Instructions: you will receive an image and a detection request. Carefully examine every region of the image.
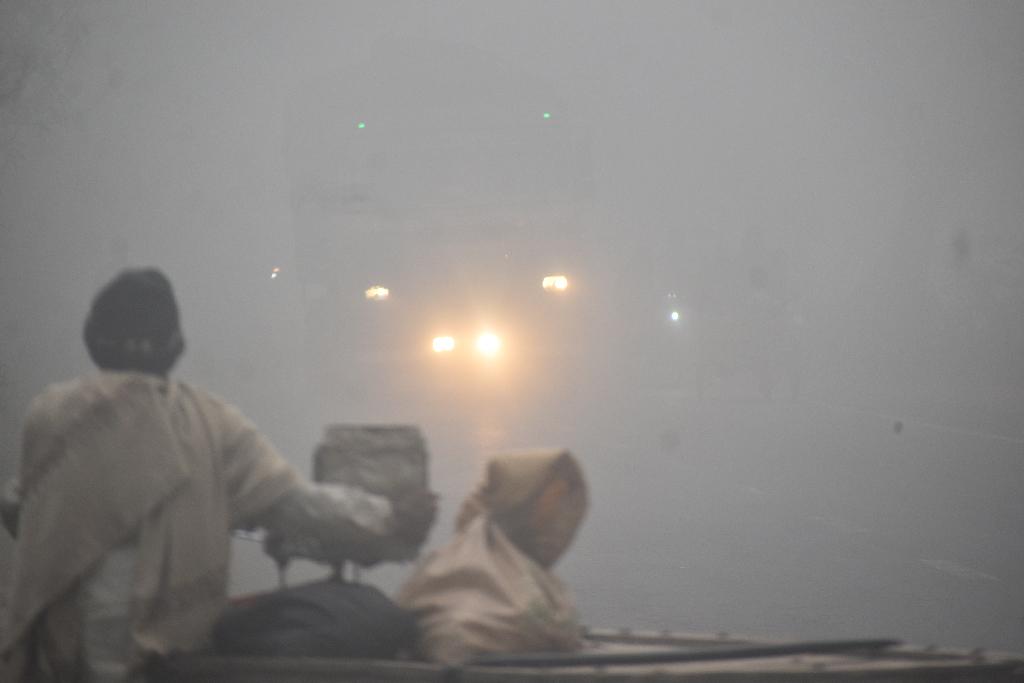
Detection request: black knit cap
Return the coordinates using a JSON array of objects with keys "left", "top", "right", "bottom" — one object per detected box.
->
[{"left": 83, "top": 268, "right": 185, "bottom": 375}]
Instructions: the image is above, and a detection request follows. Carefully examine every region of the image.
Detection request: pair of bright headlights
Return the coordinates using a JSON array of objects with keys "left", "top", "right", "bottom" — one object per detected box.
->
[
  {"left": 433, "top": 334, "right": 499, "bottom": 354},
  {"left": 370, "top": 275, "right": 569, "bottom": 354}
]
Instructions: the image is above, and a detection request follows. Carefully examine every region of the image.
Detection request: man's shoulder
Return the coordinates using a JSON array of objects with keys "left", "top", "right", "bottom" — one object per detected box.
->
[
  {"left": 167, "top": 380, "right": 262, "bottom": 442},
  {"left": 20, "top": 374, "right": 169, "bottom": 477},
  {"left": 168, "top": 379, "right": 239, "bottom": 418},
  {"left": 30, "top": 372, "right": 159, "bottom": 411},
  {"left": 26, "top": 375, "right": 101, "bottom": 426},
  {"left": 26, "top": 373, "right": 192, "bottom": 437}
]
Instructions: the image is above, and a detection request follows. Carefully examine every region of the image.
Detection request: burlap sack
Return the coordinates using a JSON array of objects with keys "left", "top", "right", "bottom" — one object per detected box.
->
[{"left": 396, "top": 449, "right": 586, "bottom": 663}]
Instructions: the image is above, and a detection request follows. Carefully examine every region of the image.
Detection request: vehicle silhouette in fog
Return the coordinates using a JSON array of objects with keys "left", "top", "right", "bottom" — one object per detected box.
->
[
  {"left": 691, "top": 264, "right": 803, "bottom": 401},
  {"left": 284, "top": 42, "right": 595, "bottom": 419},
  {"left": 654, "top": 254, "right": 803, "bottom": 402}
]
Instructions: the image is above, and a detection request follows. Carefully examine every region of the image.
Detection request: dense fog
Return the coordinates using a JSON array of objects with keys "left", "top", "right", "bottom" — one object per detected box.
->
[{"left": 2, "top": 1, "right": 1022, "bottom": 651}]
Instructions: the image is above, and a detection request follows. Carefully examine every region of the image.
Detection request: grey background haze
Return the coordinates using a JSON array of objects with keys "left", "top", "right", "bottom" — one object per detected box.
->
[{"left": 1, "top": 0, "right": 1022, "bottom": 651}]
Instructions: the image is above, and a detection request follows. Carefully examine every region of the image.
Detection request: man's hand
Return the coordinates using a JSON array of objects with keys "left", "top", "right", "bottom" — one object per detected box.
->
[
  {"left": 1, "top": 477, "right": 19, "bottom": 539},
  {"left": 390, "top": 487, "right": 438, "bottom": 547},
  {"left": 257, "top": 482, "right": 437, "bottom": 569}
]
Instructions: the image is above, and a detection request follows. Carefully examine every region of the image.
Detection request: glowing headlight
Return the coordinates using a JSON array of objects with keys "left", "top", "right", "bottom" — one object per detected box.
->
[
  {"left": 477, "top": 334, "right": 499, "bottom": 353},
  {"left": 433, "top": 337, "right": 454, "bottom": 352},
  {"left": 542, "top": 276, "right": 568, "bottom": 291},
  {"left": 365, "top": 286, "right": 389, "bottom": 301}
]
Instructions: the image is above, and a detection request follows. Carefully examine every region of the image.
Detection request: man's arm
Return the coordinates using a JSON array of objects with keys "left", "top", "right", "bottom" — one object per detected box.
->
[
  {"left": 1, "top": 477, "right": 19, "bottom": 538},
  {"left": 210, "top": 392, "right": 436, "bottom": 570},
  {"left": 253, "top": 481, "right": 437, "bottom": 570}
]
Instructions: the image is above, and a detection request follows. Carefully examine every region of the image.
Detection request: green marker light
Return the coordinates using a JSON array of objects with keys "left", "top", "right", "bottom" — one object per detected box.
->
[
  {"left": 542, "top": 113, "right": 550, "bottom": 118},
  {"left": 358, "top": 123, "right": 365, "bottom": 128}
]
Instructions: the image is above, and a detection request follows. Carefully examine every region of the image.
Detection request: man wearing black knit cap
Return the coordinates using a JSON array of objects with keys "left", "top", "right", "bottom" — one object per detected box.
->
[
  {"left": 81, "top": 268, "right": 186, "bottom": 377},
  {"left": 1, "top": 268, "right": 435, "bottom": 683}
]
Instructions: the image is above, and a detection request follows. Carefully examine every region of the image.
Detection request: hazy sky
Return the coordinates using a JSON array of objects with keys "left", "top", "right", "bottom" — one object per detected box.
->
[{"left": 2, "top": 0, "right": 1022, "bottom": 458}]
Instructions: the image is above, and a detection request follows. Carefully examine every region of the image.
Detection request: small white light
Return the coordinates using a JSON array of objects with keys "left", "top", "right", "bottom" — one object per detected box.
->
[
  {"left": 271, "top": 267, "right": 280, "bottom": 279},
  {"left": 671, "top": 311, "right": 679, "bottom": 322},
  {"left": 365, "top": 286, "right": 389, "bottom": 301},
  {"left": 433, "top": 337, "right": 454, "bottom": 352},
  {"left": 477, "top": 334, "right": 499, "bottom": 353}
]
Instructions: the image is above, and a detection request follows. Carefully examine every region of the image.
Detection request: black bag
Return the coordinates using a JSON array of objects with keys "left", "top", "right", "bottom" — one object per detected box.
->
[{"left": 212, "top": 580, "right": 417, "bottom": 659}]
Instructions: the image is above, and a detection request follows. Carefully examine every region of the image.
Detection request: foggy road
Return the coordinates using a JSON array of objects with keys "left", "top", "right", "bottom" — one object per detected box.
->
[
  {"left": 555, "top": 391, "right": 1024, "bottom": 654},
  {"left": 230, "top": 383, "right": 1024, "bottom": 654}
]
